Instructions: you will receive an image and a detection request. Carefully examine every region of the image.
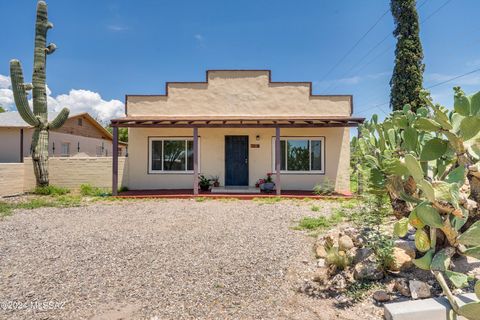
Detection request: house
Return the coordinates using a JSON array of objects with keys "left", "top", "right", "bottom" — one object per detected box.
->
[
  {"left": 110, "top": 70, "right": 364, "bottom": 195},
  {"left": 0, "top": 112, "right": 127, "bottom": 163}
]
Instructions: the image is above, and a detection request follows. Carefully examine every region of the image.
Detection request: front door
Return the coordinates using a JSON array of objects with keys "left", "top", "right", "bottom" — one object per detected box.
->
[{"left": 225, "top": 136, "right": 249, "bottom": 186}]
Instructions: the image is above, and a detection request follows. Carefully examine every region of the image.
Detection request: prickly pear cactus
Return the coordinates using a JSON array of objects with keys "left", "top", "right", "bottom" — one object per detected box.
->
[
  {"left": 355, "top": 88, "right": 480, "bottom": 319},
  {"left": 10, "top": 1, "right": 69, "bottom": 186}
]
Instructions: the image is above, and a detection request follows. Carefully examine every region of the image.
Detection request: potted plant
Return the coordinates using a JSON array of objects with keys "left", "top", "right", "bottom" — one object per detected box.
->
[
  {"left": 198, "top": 175, "right": 212, "bottom": 192},
  {"left": 211, "top": 175, "right": 220, "bottom": 188},
  {"left": 259, "top": 173, "right": 275, "bottom": 193}
]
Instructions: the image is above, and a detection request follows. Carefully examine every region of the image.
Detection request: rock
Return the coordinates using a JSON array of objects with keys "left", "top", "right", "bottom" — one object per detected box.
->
[
  {"left": 393, "top": 278, "right": 411, "bottom": 297},
  {"left": 325, "top": 233, "right": 339, "bottom": 248},
  {"left": 338, "top": 235, "right": 354, "bottom": 251},
  {"left": 353, "top": 261, "right": 384, "bottom": 281},
  {"left": 373, "top": 290, "right": 390, "bottom": 302},
  {"left": 352, "top": 247, "right": 373, "bottom": 265},
  {"left": 388, "top": 247, "right": 414, "bottom": 271},
  {"left": 315, "top": 245, "right": 327, "bottom": 258},
  {"left": 330, "top": 274, "right": 348, "bottom": 290},
  {"left": 394, "top": 240, "right": 416, "bottom": 258},
  {"left": 407, "top": 234, "right": 415, "bottom": 241},
  {"left": 409, "top": 280, "right": 431, "bottom": 299},
  {"left": 312, "top": 268, "right": 329, "bottom": 284},
  {"left": 317, "top": 258, "right": 326, "bottom": 268},
  {"left": 343, "top": 227, "right": 358, "bottom": 239}
]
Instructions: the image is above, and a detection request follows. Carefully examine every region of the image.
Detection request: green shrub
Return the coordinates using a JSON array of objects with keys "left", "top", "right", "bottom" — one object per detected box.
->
[
  {"left": 295, "top": 210, "right": 345, "bottom": 231},
  {"left": 313, "top": 178, "right": 335, "bottom": 195},
  {"left": 33, "top": 185, "right": 70, "bottom": 195},
  {"left": 311, "top": 205, "right": 321, "bottom": 212},
  {"left": 80, "top": 184, "right": 111, "bottom": 197}
]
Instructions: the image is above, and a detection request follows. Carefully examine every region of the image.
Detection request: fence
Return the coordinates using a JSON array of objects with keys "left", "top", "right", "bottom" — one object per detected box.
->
[{"left": 0, "top": 157, "right": 127, "bottom": 197}]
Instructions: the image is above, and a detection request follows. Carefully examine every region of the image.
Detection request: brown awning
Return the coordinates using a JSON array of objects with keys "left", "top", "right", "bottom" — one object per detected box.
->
[{"left": 110, "top": 116, "right": 365, "bottom": 128}]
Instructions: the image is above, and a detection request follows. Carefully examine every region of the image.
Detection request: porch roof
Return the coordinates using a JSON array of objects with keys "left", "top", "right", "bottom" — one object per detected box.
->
[{"left": 110, "top": 115, "right": 365, "bottom": 128}]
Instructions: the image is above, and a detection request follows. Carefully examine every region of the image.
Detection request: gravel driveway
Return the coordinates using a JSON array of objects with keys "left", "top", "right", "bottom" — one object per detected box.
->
[{"left": 0, "top": 199, "right": 381, "bottom": 320}]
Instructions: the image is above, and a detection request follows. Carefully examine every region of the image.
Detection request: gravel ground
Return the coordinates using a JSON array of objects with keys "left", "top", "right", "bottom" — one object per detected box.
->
[{"left": 0, "top": 199, "right": 383, "bottom": 320}]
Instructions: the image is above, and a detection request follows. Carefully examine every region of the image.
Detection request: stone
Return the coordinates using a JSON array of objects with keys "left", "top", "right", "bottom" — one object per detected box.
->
[
  {"left": 409, "top": 280, "right": 431, "bottom": 299},
  {"left": 317, "top": 258, "right": 326, "bottom": 268},
  {"left": 352, "top": 247, "right": 373, "bottom": 265},
  {"left": 312, "top": 268, "right": 329, "bottom": 284},
  {"left": 353, "top": 261, "right": 384, "bottom": 281},
  {"left": 384, "top": 293, "right": 478, "bottom": 320},
  {"left": 393, "top": 278, "right": 411, "bottom": 297},
  {"left": 325, "top": 233, "right": 339, "bottom": 248},
  {"left": 315, "top": 245, "right": 327, "bottom": 258},
  {"left": 388, "top": 247, "right": 414, "bottom": 271},
  {"left": 330, "top": 274, "right": 347, "bottom": 290},
  {"left": 343, "top": 227, "right": 358, "bottom": 239},
  {"left": 338, "top": 235, "right": 354, "bottom": 251},
  {"left": 373, "top": 290, "right": 390, "bottom": 302},
  {"left": 394, "top": 240, "right": 416, "bottom": 258}
]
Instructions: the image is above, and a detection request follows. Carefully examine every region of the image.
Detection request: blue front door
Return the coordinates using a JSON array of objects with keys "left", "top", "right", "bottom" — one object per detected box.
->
[{"left": 225, "top": 136, "right": 249, "bottom": 186}]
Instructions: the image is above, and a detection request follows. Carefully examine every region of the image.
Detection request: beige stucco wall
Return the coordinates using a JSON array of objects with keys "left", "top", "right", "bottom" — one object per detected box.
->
[
  {"left": 0, "top": 128, "right": 22, "bottom": 163},
  {"left": 0, "top": 163, "right": 25, "bottom": 196},
  {"left": 127, "top": 70, "right": 352, "bottom": 117},
  {"left": 127, "top": 127, "right": 350, "bottom": 192}
]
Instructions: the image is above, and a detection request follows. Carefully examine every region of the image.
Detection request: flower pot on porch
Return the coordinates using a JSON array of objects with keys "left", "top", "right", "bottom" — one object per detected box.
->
[{"left": 261, "top": 182, "right": 275, "bottom": 193}]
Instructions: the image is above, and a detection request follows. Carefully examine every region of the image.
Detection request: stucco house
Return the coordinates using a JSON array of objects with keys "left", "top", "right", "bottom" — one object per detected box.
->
[
  {"left": 110, "top": 70, "right": 364, "bottom": 195},
  {"left": 0, "top": 112, "right": 127, "bottom": 163}
]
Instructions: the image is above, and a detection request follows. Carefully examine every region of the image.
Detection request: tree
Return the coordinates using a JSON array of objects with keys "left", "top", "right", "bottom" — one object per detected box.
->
[
  {"left": 106, "top": 126, "right": 128, "bottom": 142},
  {"left": 0, "top": 106, "right": 5, "bottom": 113},
  {"left": 390, "top": 0, "right": 425, "bottom": 111}
]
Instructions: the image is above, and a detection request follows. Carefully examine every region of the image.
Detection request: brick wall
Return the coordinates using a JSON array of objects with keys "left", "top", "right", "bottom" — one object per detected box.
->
[{"left": 0, "top": 157, "right": 127, "bottom": 197}]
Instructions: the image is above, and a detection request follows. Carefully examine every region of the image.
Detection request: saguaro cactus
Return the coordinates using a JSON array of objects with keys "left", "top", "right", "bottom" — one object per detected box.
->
[{"left": 10, "top": 1, "right": 69, "bottom": 186}]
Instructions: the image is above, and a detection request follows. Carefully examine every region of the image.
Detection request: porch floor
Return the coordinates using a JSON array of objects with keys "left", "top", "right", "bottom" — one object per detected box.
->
[{"left": 118, "top": 189, "right": 353, "bottom": 200}]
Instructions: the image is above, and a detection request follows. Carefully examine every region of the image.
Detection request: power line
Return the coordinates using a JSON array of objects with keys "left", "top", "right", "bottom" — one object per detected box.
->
[
  {"left": 357, "top": 67, "right": 480, "bottom": 114},
  {"left": 317, "top": 8, "right": 390, "bottom": 88},
  {"left": 323, "top": 0, "right": 430, "bottom": 93}
]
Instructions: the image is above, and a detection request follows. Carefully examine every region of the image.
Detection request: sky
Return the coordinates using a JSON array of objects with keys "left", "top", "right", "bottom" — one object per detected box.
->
[{"left": 0, "top": 0, "right": 479, "bottom": 123}]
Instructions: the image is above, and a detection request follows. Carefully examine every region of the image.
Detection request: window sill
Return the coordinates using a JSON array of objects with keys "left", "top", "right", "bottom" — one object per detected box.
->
[{"left": 148, "top": 171, "right": 194, "bottom": 175}]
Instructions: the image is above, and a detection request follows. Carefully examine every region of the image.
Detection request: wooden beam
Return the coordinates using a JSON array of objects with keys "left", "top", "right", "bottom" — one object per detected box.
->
[
  {"left": 193, "top": 127, "right": 199, "bottom": 196},
  {"left": 275, "top": 127, "right": 281, "bottom": 196},
  {"left": 110, "top": 123, "right": 361, "bottom": 128},
  {"left": 112, "top": 127, "right": 119, "bottom": 196}
]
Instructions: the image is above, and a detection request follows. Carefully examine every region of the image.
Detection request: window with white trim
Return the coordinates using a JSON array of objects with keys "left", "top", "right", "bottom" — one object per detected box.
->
[
  {"left": 272, "top": 137, "right": 325, "bottom": 173},
  {"left": 149, "top": 137, "right": 198, "bottom": 173},
  {"left": 61, "top": 142, "right": 70, "bottom": 157}
]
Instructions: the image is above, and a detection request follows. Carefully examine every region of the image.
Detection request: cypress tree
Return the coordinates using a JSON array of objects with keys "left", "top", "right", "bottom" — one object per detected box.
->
[{"left": 390, "top": 0, "right": 425, "bottom": 111}]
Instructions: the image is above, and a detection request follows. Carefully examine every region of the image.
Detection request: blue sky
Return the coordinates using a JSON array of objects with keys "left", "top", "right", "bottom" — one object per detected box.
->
[{"left": 0, "top": 0, "right": 479, "bottom": 122}]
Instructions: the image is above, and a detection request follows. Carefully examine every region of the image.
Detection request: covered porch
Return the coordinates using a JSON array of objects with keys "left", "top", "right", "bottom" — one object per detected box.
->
[{"left": 110, "top": 116, "right": 364, "bottom": 196}]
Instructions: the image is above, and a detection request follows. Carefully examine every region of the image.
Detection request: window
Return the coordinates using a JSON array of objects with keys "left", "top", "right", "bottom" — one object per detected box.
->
[
  {"left": 149, "top": 138, "right": 198, "bottom": 173},
  {"left": 61, "top": 143, "right": 70, "bottom": 157},
  {"left": 77, "top": 118, "right": 83, "bottom": 126},
  {"left": 272, "top": 137, "right": 324, "bottom": 173}
]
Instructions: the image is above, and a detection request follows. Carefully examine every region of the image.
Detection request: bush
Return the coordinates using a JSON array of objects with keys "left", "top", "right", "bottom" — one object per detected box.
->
[
  {"left": 33, "top": 185, "right": 70, "bottom": 196},
  {"left": 80, "top": 184, "right": 111, "bottom": 197},
  {"left": 313, "top": 178, "right": 335, "bottom": 195}
]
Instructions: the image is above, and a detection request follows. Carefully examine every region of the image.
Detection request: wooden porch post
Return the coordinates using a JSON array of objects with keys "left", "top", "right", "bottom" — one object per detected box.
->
[
  {"left": 112, "top": 126, "right": 119, "bottom": 196},
  {"left": 275, "top": 127, "right": 281, "bottom": 195},
  {"left": 193, "top": 127, "right": 199, "bottom": 195},
  {"left": 357, "top": 129, "right": 363, "bottom": 195}
]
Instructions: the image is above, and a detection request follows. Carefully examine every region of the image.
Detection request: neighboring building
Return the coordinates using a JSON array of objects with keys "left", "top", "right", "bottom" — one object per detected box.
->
[
  {"left": 0, "top": 112, "right": 127, "bottom": 163},
  {"left": 110, "top": 70, "right": 364, "bottom": 195}
]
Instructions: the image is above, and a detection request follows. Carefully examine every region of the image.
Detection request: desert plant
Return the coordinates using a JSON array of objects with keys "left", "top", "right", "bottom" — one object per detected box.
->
[
  {"left": 80, "top": 184, "right": 111, "bottom": 197},
  {"left": 313, "top": 178, "right": 335, "bottom": 195},
  {"left": 198, "top": 175, "right": 211, "bottom": 191},
  {"left": 355, "top": 87, "right": 480, "bottom": 318},
  {"left": 33, "top": 185, "right": 69, "bottom": 195},
  {"left": 10, "top": 1, "right": 69, "bottom": 187}
]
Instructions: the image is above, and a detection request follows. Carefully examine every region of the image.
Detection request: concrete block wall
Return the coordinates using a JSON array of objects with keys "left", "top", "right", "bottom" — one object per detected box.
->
[
  {"left": 0, "top": 163, "right": 25, "bottom": 196},
  {"left": 0, "top": 157, "right": 127, "bottom": 197}
]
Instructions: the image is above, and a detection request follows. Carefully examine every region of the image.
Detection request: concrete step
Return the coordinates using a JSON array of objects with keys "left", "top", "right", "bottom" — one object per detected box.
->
[
  {"left": 384, "top": 293, "right": 477, "bottom": 320},
  {"left": 211, "top": 187, "right": 261, "bottom": 194}
]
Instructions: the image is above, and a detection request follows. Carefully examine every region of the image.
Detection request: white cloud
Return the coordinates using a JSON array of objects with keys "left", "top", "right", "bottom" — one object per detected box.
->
[
  {"left": 0, "top": 74, "right": 11, "bottom": 89},
  {"left": 194, "top": 34, "right": 206, "bottom": 48},
  {"left": 0, "top": 74, "right": 124, "bottom": 122}
]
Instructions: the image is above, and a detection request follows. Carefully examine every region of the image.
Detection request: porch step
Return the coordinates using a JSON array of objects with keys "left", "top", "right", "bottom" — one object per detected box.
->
[{"left": 211, "top": 187, "right": 261, "bottom": 194}]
